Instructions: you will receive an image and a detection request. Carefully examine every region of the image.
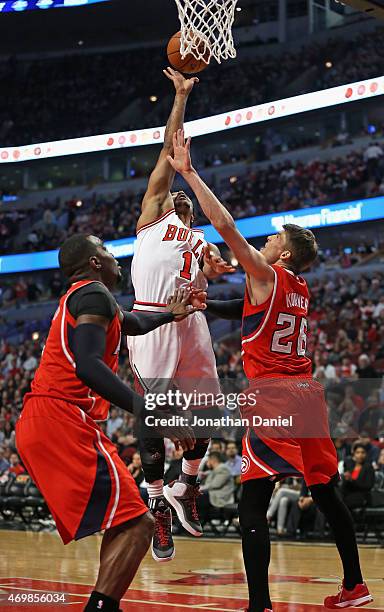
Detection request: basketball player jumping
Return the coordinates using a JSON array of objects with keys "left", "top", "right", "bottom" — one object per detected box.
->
[
  {"left": 167, "top": 129, "right": 373, "bottom": 611},
  {"left": 16, "top": 233, "right": 197, "bottom": 612},
  {"left": 127, "top": 68, "right": 234, "bottom": 562}
]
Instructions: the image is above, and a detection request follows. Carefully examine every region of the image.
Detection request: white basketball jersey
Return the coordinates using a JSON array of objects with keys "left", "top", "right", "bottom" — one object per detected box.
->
[{"left": 131, "top": 209, "right": 208, "bottom": 310}]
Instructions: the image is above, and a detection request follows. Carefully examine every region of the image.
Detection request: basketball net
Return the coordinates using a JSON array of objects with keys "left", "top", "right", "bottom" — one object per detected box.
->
[{"left": 174, "top": 0, "right": 238, "bottom": 64}]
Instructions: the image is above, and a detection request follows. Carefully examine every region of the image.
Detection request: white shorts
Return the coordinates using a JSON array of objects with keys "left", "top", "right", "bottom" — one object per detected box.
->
[{"left": 127, "top": 310, "right": 220, "bottom": 401}]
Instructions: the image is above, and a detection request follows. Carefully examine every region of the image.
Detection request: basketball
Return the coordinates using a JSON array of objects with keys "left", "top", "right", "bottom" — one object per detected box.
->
[{"left": 167, "top": 31, "right": 209, "bottom": 74}]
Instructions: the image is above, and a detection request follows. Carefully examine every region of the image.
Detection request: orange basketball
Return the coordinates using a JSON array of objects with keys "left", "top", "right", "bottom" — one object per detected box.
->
[{"left": 167, "top": 31, "right": 210, "bottom": 74}]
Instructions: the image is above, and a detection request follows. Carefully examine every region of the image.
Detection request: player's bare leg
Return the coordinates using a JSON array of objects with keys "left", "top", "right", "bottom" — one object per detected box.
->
[{"left": 84, "top": 512, "right": 154, "bottom": 611}]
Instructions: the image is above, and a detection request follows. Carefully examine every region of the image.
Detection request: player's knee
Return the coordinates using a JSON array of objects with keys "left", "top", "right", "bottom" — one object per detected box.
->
[
  {"left": 239, "top": 498, "right": 268, "bottom": 530},
  {"left": 309, "top": 475, "right": 340, "bottom": 511},
  {"left": 122, "top": 511, "right": 155, "bottom": 544},
  {"left": 140, "top": 511, "right": 155, "bottom": 541},
  {"left": 310, "top": 475, "right": 337, "bottom": 498}
]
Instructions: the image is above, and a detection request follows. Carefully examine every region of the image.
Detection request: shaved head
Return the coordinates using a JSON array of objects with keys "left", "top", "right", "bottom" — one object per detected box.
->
[{"left": 58, "top": 234, "right": 99, "bottom": 279}]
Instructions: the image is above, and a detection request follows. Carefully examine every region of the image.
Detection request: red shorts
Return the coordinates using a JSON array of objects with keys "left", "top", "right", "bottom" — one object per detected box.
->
[
  {"left": 16, "top": 396, "right": 147, "bottom": 544},
  {"left": 240, "top": 377, "right": 338, "bottom": 487}
]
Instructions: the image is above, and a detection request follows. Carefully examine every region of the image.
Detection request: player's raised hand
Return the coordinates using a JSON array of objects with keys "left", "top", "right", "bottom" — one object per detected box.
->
[
  {"left": 203, "top": 245, "right": 236, "bottom": 274},
  {"left": 188, "top": 286, "right": 207, "bottom": 310},
  {"left": 166, "top": 287, "right": 202, "bottom": 320},
  {"left": 163, "top": 66, "right": 199, "bottom": 96},
  {"left": 140, "top": 406, "right": 196, "bottom": 451},
  {"left": 159, "top": 415, "right": 196, "bottom": 452},
  {"left": 167, "top": 128, "right": 193, "bottom": 175}
]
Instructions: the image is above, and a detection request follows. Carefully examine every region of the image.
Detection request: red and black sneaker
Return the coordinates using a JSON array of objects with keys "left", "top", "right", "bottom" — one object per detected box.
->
[
  {"left": 149, "top": 497, "right": 175, "bottom": 563},
  {"left": 324, "top": 581, "right": 373, "bottom": 608},
  {"left": 164, "top": 481, "right": 203, "bottom": 537}
]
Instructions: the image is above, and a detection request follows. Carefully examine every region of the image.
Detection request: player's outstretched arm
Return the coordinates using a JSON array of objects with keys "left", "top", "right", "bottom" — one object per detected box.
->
[
  {"left": 137, "top": 69, "right": 199, "bottom": 231},
  {"left": 73, "top": 315, "right": 195, "bottom": 450},
  {"left": 188, "top": 287, "right": 243, "bottom": 320},
  {"left": 167, "top": 129, "right": 274, "bottom": 283},
  {"left": 206, "top": 298, "right": 244, "bottom": 320},
  {"left": 122, "top": 288, "right": 202, "bottom": 334}
]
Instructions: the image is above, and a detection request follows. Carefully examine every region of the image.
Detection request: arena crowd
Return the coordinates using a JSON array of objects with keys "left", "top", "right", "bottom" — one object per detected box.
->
[
  {"left": 0, "top": 27, "right": 383, "bottom": 144},
  {"left": 1, "top": 139, "right": 384, "bottom": 256}
]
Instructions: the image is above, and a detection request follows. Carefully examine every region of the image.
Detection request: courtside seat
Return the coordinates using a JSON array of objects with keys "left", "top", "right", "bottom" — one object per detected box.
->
[
  {"left": 24, "top": 480, "right": 50, "bottom": 522},
  {"left": 203, "top": 503, "right": 240, "bottom": 537},
  {"left": 363, "top": 488, "right": 384, "bottom": 546},
  {"left": 0, "top": 481, "right": 8, "bottom": 518},
  {"left": 3, "top": 474, "right": 31, "bottom": 523}
]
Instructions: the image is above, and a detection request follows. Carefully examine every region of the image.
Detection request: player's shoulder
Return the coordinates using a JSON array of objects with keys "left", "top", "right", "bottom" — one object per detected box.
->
[
  {"left": 73, "top": 280, "right": 113, "bottom": 298},
  {"left": 273, "top": 264, "right": 306, "bottom": 282},
  {"left": 68, "top": 281, "right": 119, "bottom": 321},
  {"left": 137, "top": 206, "right": 176, "bottom": 235}
]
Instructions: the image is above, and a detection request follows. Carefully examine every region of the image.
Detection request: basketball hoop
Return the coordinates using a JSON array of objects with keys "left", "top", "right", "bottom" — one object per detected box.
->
[{"left": 173, "top": 0, "right": 238, "bottom": 64}]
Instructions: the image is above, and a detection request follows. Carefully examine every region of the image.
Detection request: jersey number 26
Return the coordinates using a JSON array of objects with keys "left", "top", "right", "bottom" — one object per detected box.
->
[{"left": 271, "top": 313, "right": 307, "bottom": 356}]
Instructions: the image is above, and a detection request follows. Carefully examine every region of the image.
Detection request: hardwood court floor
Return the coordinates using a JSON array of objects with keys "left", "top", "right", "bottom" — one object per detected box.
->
[{"left": 0, "top": 531, "right": 383, "bottom": 611}]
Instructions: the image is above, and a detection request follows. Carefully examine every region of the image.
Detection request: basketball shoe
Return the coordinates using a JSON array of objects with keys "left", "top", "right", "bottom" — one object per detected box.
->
[
  {"left": 149, "top": 496, "right": 175, "bottom": 562},
  {"left": 163, "top": 481, "right": 203, "bottom": 536},
  {"left": 324, "top": 582, "right": 373, "bottom": 608}
]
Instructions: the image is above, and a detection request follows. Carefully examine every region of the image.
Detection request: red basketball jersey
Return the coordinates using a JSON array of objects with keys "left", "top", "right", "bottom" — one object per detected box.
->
[
  {"left": 27, "top": 280, "right": 121, "bottom": 420},
  {"left": 242, "top": 264, "right": 312, "bottom": 379}
]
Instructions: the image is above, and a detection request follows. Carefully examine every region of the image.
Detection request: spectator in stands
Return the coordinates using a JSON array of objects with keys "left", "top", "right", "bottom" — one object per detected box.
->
[
  {"left": 355, "top": 354, "right": 380, "bottom": 397},
  {"left": 341, "top": 443, "right": 375, "bottom": 510},
  {"left": 358, "top": 391, "right": 384, "bottom": 437},
  {"left": 0, "top": 446, "right": 9, "bottom": 474},
  {"left": 357, "top": 354, "right": 379, "bottom": 379},
  {"left": 267, "top": 479, "right": 301, "bottom": 536},
  {"left": 198, "top": 452, "right": 235, "bottom": 524},
  {"left": 128, "top": 452, "right": 148, "bottom": 504},
  {"left": 8, "top": 452, "right": 25, "bottom": 476},
  {"left": 49, "top": 272, "right": 64, "bottom": 299},
  {"left": 209, "top": 439, "right": 226, "bottom": 456},
  {"left": 106, "top": 406, "right": 124, "bottom": 438},
  {"left": 224, "top": 440, "right": 242, "bottom": 477},
  {"left": 373, "top": 296, "right": 384, "bottom": 319},
  {"left": 286, "top": 481, "right": 325, "bottom": 537},
  {"left": 22, "top": 350, "right": 38, "bottom": 373},
  {"left": 372, "top": 448, "right": 384, "bottom": 480},
  {"left": 333, "top": 437, "right": 351, "bottom": 464},
  {"left": 355, "top": 432, "right": 380, "bottom": 464},
  {"left": 342, "top": 384, "right": 365, "bottom": 412},
  {"left": 164, "top": 447, "right": 184, "bottom": 485},
  {"left": 363, "top": 142, "right": 383, "bottom": 179},
  {"left": 373, "top": 448, "right": 384, "bottom": 474},
  {"left": 2, "top": 421, "right": 14, "bottom": 443},
  {"left": 339, "top": 358, "right": 358, "bottom": 382}
]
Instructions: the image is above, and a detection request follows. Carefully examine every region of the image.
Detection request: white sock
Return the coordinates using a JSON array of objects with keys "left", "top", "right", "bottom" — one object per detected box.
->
[
  {"left": 147, "top": 479, "right": 164, "bottom": 499},
  {"left": 182, "top": 458, "right": 201, "bottom": 476}
]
